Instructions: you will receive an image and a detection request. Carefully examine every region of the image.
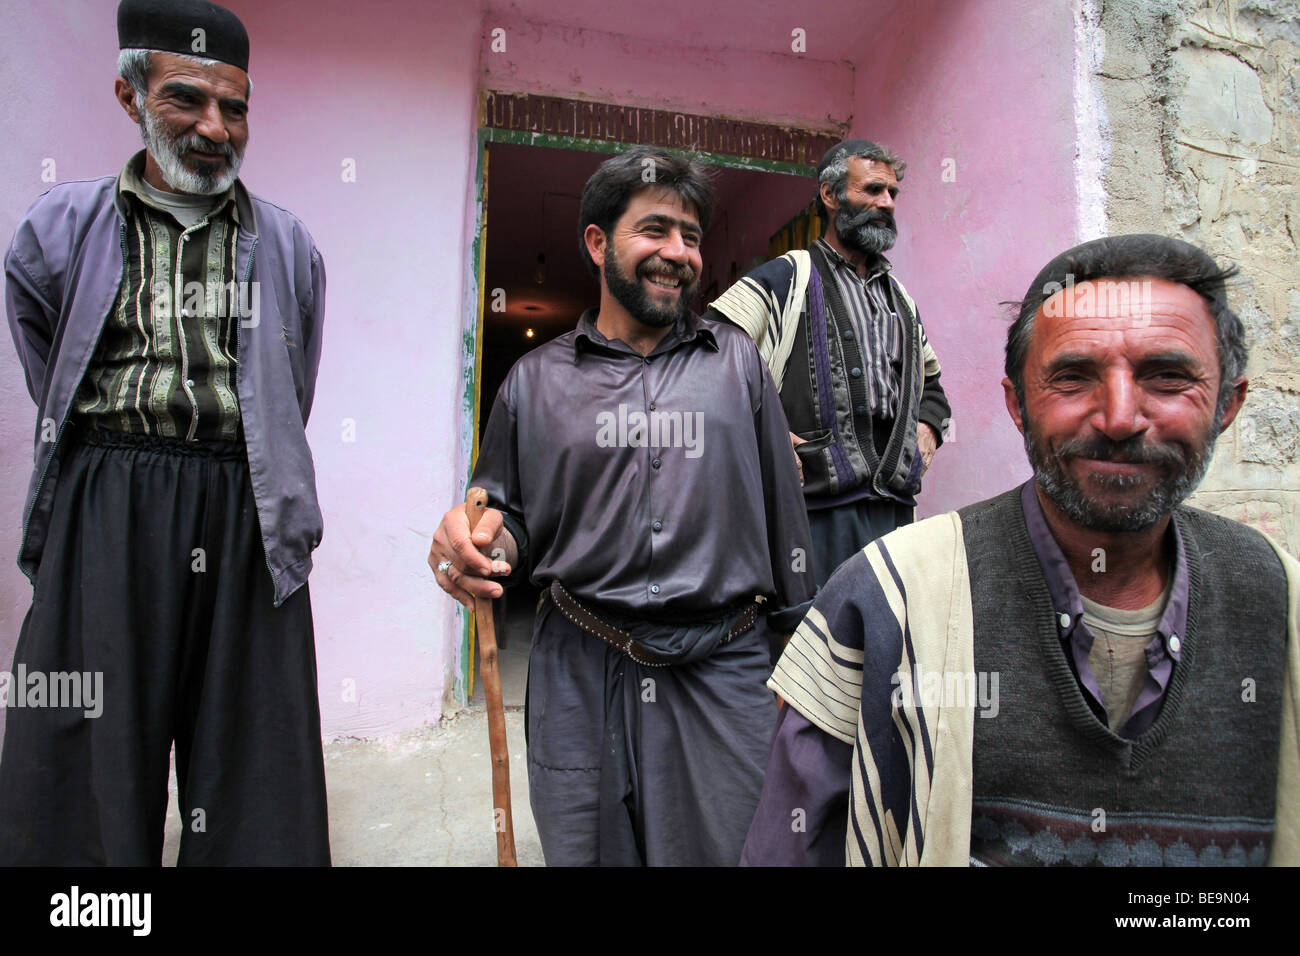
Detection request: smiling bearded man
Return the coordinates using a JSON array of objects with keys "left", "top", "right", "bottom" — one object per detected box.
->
[
  {"left": 429, "top": 147, "right": 815, "bottom": 866},
  {"left": 0, "top": 0, "right": 329, "bottom": 866},
  {"left": 741, "top": 234, "right": 1300, "bottom": 867},
  {"left": 1022, "top": 390, "right": 1221, "bottom": 534},
  {"left": 136, "top": 84, "right": 246, "bottom": 196}
]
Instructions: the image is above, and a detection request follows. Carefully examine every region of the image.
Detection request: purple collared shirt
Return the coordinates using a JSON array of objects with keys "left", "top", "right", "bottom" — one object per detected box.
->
[
  {"left": 472, "top": 309, "right": 816, "bottom": 632},
  {"left": 1019, "top": 482, "right": 1188, "bottom": 739}
]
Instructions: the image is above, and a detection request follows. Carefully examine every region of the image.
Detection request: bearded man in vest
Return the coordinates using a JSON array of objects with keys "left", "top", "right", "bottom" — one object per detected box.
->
[
  {"left": 741, "top": 234, "right": 1299, "bottom": 866},
  {"left": 707, "top": 139, "right": 951, "bottom": 587}
]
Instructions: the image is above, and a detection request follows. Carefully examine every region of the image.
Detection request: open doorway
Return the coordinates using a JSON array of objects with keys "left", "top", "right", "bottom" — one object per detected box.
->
[{"left": 467, "top": 135, "right": 822, "bottom": 705}]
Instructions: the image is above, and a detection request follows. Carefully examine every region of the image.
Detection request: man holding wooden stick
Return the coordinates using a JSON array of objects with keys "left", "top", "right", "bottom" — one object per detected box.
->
[{"left": 430, "top": 147, "right": 815, "bottom": 866}]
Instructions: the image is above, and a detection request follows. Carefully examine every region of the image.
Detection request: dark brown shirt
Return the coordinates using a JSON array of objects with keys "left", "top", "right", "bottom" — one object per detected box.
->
[{"left": 473, "top": 309, "right": 816, "bottom": 632}]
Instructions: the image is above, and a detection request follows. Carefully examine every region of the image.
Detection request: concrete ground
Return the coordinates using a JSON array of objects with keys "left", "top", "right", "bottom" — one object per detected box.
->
[{"left": 163, "top": 608, "right": 543, "bottom": 866}]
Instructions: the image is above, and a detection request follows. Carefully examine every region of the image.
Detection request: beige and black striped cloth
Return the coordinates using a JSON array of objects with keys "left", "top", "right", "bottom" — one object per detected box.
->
[
  {"left": 710, "top": 245, "right": 941, "bottom": 396},
  {"left": 769, "top": 507, "right": 1300, "bottom": 866},
  {"left": 74, "top": 155, "right": 243, "bottom": 441}
]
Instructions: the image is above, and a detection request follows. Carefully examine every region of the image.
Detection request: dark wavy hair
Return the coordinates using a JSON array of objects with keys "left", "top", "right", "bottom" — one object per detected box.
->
[{"left": 577, "top": 147, "right": 714, "bottom": 276}]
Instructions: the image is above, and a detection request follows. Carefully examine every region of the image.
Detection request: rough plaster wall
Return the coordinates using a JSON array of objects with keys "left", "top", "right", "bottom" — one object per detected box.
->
[{"left": 1097, "top": 0, "right": 1300, "bottom": 553}]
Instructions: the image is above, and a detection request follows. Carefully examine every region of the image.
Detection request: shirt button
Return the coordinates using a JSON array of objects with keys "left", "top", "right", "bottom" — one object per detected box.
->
[
  {"left": 649, "top": 402, "right": 656, "bottom": 410},
  {"left": 850, "top": 367, "right": 863, "bottom": 378},
  {"left": 185, "top": 379, "right": 195, "bottom": 388},
  {"left": 651, "top": 458, "right": 662, "bottom": 469},
  {"left": 1169, "top": 634, "right": 1181, "bottom": 654},
  {"left": 854, "top": 405, "right": 868, "bottom": 415},
  {"left": 650, "top": 584, "right": 660, "bottom": 594},
  {"left": 842, "top": 330, "right": 853, "bottom": 340},
  {"left": 1058, "top": 612, "right": 1071, "bottom": 629},
  {"left": 652, "top": 520, "right": 663, "bottom": 532}
]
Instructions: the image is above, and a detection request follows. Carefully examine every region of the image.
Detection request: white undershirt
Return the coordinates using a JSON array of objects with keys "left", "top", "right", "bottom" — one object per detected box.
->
[{"left": 137, "top": 178, "right": 219, "bottom": 229}]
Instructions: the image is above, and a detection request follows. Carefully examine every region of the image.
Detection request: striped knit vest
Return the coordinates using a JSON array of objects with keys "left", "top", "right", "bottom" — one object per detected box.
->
[{"left": 960, "top": 487, "right": 1288, "bottom": 866}]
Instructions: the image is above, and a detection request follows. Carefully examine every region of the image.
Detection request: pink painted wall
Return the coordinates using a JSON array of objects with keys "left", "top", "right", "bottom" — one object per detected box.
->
[
  {"left": 227, "top": 0, "right": 483, "bottom": 738},
  {"left": 849, "top": 0, "right": 1079, "bottom": 518},
  {"left": 480, "top": 10, "right": 854, "bottom": 132}
]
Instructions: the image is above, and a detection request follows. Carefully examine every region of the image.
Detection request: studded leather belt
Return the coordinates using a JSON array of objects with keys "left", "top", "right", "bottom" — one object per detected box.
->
[{"left": 547, "top": 581, "right": 760, "bottom": 669}]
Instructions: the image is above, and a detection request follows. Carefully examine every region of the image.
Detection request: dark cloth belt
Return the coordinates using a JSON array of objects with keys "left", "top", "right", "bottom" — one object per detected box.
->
[
  {"left": 546, "top": 581, "right": 759, "bottom": 669},
  {"left": 78, "top": 425, "right": 247, "bottom": 461}
]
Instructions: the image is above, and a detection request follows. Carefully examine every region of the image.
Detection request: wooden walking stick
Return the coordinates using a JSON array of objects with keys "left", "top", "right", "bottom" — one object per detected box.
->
[{"left": 465, "top": 487, "right": 518, "bottom": 867}]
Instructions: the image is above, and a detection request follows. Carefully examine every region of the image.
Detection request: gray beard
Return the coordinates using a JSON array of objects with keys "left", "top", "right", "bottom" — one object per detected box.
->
[
  {"left": 835, "top": 205, "right": 896, "bottom": 255},
  {"left": 1022, "top": 397, "right": 1223, "bottom": 532},
  {"left": 140, "top": 107, "right": 244, "bottom": 196}
]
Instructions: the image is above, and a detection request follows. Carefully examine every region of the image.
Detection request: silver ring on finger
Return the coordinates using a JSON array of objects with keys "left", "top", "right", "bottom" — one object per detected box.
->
[{"left": 437, "top": 560, "right": 453, "bottom": 575}]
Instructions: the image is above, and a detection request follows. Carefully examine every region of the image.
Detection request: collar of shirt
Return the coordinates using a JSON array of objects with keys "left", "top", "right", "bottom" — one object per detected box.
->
[
  {"left": 116, "top": 149, "right": 241, "bottom": 226},
  {"left": 1020, "top": 481, "right": 1188, "bottom": 661},
  {"left": 1019, "top": 481, "right": 1190, "bottom": 736},
  {"left": 813, "top": 237, "right": 891, "bottom": 283},
  {"left": 572, "top": 307, "right": 719, "bottom": 361}
]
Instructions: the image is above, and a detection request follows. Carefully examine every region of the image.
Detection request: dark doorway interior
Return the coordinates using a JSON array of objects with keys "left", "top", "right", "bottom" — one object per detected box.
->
[{"left": 476, "top": 140, "right": 814, "bottom": 702}]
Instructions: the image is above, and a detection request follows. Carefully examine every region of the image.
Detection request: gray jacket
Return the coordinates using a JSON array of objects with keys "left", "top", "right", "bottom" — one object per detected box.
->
[{"left": 5, "top": 162, "right": 325, "bottom": 606}]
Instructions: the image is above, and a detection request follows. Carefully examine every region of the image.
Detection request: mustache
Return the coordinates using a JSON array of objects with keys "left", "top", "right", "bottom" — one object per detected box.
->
[
  {"left": 638, "top": 257, "right": 697, "bottom": 284},
  {"left": 839, "top": 206, "right": 896, "bottom": 232},
  {"left": 1053, "top": 434, "right": 1188, "bottom": 470},
  {"left": 176, "top": 134, "right": 234, "bottom": 159}
]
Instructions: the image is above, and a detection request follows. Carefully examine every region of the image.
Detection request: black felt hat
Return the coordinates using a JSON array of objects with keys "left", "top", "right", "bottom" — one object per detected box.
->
[{"left": 117, "top": 0, "right": 249, "bottom": 72}]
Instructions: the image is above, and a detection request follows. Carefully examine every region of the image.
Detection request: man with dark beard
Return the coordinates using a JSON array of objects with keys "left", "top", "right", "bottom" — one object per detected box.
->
[
  {"left": 741, "top": 235, "right": 1300, "bottom": 866},
  {"left": 708, "top": 140, "right": 951, "bottom": 586},
  {"left": 428, "top": 147, "right": 815, "bottom": 865},
  {"left": 0, "top": 0, "right": 329, "bottom": 864}
]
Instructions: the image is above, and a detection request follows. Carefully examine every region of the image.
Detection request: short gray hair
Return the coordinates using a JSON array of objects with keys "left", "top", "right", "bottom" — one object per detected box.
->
[
  {"left": 816, "top": 143, "right": 905, "bottom": 218},
  {"left": 118, "top": 47, "right": 253, "bottom": 110}
]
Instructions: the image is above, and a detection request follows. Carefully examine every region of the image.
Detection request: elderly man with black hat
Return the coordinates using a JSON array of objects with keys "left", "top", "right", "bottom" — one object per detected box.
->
[
  {"left": 708, "top": 140, "right": 951, "bottom": 587},
  {"left": 741, "top": 234, "right": 1300, "bottom": 866},
  {"left": 0, "top": 0, "right": 329, "bottom": 865}
]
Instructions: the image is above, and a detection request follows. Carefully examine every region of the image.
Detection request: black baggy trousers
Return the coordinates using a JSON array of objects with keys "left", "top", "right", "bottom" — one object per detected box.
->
[{"left": 0, "top": 428, "right": 330, "bottom": 865}]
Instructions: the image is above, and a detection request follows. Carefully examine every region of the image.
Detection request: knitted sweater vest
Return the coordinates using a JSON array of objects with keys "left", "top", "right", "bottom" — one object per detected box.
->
[{"left": 961, "top": 489, "right": 1288, "bottom": 866}]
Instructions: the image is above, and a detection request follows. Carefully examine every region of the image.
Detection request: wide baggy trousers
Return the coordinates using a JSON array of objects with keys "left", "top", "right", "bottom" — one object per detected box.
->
[
  {"left": 0, "top": 429, "right": 330, "bottom": 865},
  {"left": 526, "top": 597, "right": 779, "bottom": 866}
]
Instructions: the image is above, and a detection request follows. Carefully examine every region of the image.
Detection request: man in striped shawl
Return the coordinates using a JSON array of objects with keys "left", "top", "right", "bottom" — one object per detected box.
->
[
  {"left": 707, "top": 140, "right": 950, "bottom": 589},
  {"left": 741, "top": 235, "right": 1300, "bottom": 866}
]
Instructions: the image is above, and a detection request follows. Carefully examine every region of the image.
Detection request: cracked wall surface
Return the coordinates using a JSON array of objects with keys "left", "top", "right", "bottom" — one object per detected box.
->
[{"left": 1096, "top": 0, "right": 1300, "bottom": 553}]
